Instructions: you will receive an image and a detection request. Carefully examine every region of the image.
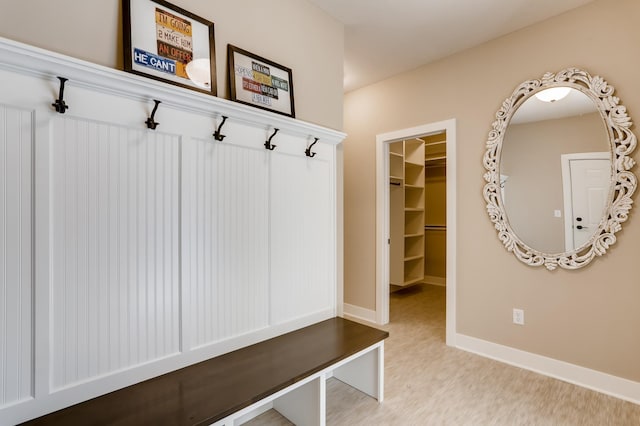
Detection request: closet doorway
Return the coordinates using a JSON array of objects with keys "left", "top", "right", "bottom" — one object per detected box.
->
[{"left": 375, "top": 119, "right": 456, "bottom": 346}]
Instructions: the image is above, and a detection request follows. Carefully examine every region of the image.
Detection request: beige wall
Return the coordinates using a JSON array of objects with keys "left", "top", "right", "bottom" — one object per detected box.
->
[
  {"left": 344, "top": 0, "right": 640, "bottom": 382},
  {"left": 0, "top": 0, "right": 344, "bottom": 130},
  {"left": 503, "top": 112, "right": 607, "bottom": 253}
]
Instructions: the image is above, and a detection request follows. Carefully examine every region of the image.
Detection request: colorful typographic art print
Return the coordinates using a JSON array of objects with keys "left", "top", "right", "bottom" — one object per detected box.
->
[
  {"left": 154, "top": 8, "right": 193, "bottom": 78},
  {"left": 228, "top": 45, "right": 295, "bottom": 118},
  {"left": 123, "top": 0, "right": 216, "bottom": 95}
]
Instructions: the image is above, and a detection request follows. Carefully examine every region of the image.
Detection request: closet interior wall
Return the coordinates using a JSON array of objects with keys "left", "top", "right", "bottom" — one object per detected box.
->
[{"left": 423, "top": 132, "right": 447, "bottom": 286}]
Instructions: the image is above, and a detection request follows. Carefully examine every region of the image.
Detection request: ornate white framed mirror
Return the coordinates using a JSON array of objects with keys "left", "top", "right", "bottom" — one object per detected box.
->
[{"left": 483, "top": 68, "right": 637, "bottom": 270}]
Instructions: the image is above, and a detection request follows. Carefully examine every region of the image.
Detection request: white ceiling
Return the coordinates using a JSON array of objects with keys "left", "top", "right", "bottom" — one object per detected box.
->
[
  {"left": 512, "top": 88, "right": 597, "bottom": 124},
  {"left": 307, "top": 0, "right": 596, "bottom": 92}
]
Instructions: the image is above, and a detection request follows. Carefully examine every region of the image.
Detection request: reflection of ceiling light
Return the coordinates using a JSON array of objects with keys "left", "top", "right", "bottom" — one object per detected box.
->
[
  {"left": 534, "top": 87, "right": 571, "bottom": 103},
  {"left": 186, "top": 58, "right": 211, "bottom": 88}
]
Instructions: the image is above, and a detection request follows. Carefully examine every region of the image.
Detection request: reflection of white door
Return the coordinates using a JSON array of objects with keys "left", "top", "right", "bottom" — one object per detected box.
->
[
  {"left": 500, "top": 174, "right": 508, "bottom": 203},
  {"left": 561, "top": 152, "right": 610, "bottom": 251}
]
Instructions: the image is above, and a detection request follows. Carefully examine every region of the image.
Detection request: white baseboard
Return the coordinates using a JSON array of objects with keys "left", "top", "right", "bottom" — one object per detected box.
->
[
  {"left": 342, "top": 303, "right": 377, "bottom": 325},
  {"left": 423, "top": 275, "right": 446, "bottom": 286},
  {"left": 455, "top": 333, "right": 640, "bottom": 405}
]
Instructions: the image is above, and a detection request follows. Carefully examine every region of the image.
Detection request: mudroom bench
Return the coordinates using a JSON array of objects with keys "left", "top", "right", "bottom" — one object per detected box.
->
[{"left": 23, "top": 318, "right": 389, "bottom": 426}]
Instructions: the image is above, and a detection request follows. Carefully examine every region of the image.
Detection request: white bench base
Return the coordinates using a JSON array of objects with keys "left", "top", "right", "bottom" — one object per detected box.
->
[{"left": 212, "top": 342, "right": 385, "bottom": 426}]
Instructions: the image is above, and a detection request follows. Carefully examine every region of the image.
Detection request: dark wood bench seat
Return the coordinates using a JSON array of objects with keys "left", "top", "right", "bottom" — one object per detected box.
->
[{"left": 23, "top": 317, "right": 389, "bottom": 426}]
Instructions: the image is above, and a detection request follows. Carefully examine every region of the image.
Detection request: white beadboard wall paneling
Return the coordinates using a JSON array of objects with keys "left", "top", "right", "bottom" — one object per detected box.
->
[
  {"left": 50, "top": 116, "right": 180, "bottom": 391},
  {"left": 0, "top": 38, "right": 345, "bottom": 424},
  {"left": 34, "top": 105, "right": 52, "bottom": 401},
  {"left": 270, "top": 146, "right": 336, "bottom": 324},
  {"left": 183, "top": 138, "right": 270, "bottom": 350},
  {"left": 0, "top": 104, "right": 33, "bottom": 408},
  {"left": 0, "top": 37, "right": 345, "bottom": 147}
]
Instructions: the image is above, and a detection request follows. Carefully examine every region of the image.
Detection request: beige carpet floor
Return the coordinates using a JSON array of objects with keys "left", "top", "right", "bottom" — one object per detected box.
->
[{"left": 247, "top": 284, "right": 640, "bottom": 425}]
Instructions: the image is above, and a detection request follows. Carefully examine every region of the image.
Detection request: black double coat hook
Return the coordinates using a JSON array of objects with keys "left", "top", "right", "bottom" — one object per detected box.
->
[
  {"left": 305, "top": 138, "right": 319, "bottom": 157},
  {"left": 213, "top": 116, "right": 228, "bottom": 141},
  {"left": 146, "top": 100, "right": 161, "bottom": 130},
  {"left": 265, "top": 128, "right": 279, "bottom": 150},
  {"left": 52, "top": 76, "right": 69, "bottom": 114}
]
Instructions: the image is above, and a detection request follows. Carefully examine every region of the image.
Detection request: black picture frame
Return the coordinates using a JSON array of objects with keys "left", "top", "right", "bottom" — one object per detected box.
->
[
  {"left": 122, "top": 0, "right": 217, "bottom": 95},
  {"left": 227, "top": 45, "right": 295, "bottom": 118}
]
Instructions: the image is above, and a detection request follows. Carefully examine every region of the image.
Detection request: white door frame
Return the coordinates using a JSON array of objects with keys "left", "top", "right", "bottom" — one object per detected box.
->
[{"left": 375, "top": 119, "right": 457, "bottom": 346}]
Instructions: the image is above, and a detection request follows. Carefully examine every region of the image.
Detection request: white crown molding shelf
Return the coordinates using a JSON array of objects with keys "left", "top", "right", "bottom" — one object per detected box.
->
[{"left": 0, "top": 37, "right": 345, "bottom": 144}]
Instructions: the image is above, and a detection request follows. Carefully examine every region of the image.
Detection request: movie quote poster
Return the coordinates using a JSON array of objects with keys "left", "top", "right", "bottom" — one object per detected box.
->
[
  {"left": 123, "top": 0, "right": 216, "bottom": 95},
  {"left": 228, "top": 45, "right": 295, "bottom": 118}
]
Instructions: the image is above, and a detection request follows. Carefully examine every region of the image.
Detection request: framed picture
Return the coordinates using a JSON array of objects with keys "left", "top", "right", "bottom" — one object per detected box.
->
[
  {"left": 228, "top": 45, "right": 295, "bottom": 118},
  {"left": 122, "top": 0, "right": 217, "bottom": 95}
]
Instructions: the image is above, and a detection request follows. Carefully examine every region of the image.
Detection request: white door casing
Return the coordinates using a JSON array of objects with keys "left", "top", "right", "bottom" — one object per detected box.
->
[{"left": 375, "top": 119, "right": 456, "bottom": 347}]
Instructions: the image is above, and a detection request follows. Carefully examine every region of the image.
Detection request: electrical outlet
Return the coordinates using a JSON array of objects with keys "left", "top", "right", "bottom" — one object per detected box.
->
[{"left": 512, "top": 308, "right": 525, "bottom": 325}]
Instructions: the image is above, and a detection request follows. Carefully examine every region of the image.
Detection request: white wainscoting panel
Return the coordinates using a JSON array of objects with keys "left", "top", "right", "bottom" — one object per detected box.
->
[
  {"left": 270, "top": 153, "right": 334, "bottom": 324},
  {"left": 0, "top": 38, "right": 345, "bottom": 424},
  {"left": 0, "top": 105, "right": 33, "bottom": 408},
  {"left": 184, "top": 140, "right": 270, "bottom": 349},
  {"left": 49, "top": 117, "right": 181, "bottom": 390}
]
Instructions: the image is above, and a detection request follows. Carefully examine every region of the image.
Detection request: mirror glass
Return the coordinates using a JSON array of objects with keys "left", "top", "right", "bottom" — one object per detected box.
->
[
  {"left": 483, "top": 67, "right": 637, "bottom": 270},
  {"left": 500, "top": 88, "right": 610, "bottom": 254}
]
